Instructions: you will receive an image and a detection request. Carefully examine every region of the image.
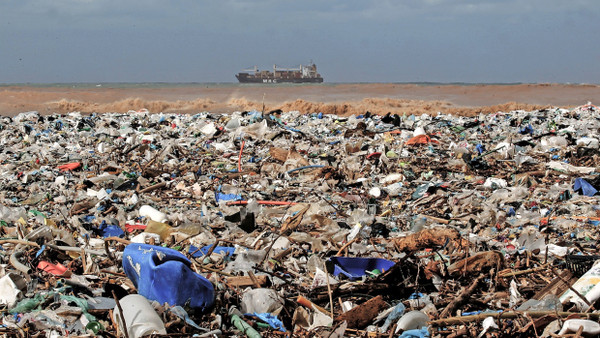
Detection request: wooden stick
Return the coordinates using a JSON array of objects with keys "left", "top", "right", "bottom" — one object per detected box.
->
[
  {"left": 273, "top": 247, "right": 293, "bottom": 262},
  {"left": 388, "top": 323, "right": 397, "bottom": 338},
  {"left": 139, "top": 182, "right": 167, "bottom": 194},
  {"left": 524, "top": 313, "right": 540, "bottom": 338},
  {"left": 112, "top": 290, "right": 130, "bottom": 338},
  {"left": 423, "top": 214, "right": 450, "bottom": 224},
  {"left": 100, "top": 269, "right": 127, "bottom": 277},
  {"left": 551, "top": 267, "right": 594, "bottom": 311},
  {"left": 247, "top": 270, "right": 261, "bottom": 288},
  {"left": 498, "top": 265, "right": 548, "bottom": 278},
  {"left": 213, "top": 238, "right": 252, "bottom": 248},
  {"left": 193, "top": 262, "right": 233, "bottom": 277},
  {"left": 109, "top": 309, "right": 120, "bottom": 338},
  {"left": 102, "top": 205, "right": 116, "bottom": 215},
  {"left": 324, "top": 262, "right": 334, "bottom": 319},
  {"left": 0, "top": 239, "right": 40, "bottom": 248},
  {"left": 142, "top": 151, "right": 161, "bottom": 172},
  {"left": 440, "top": 275, "right": 484, "bottom": 318},
  {"left": 226, "top": 275, "right": 268, "bottom": 288},
  {"left": 81, "top": 249, "right": 87, "bottom": 273},
  {"left": 336, "top": 238, "right": 357, "bottom": 256},
  {"left": 201, "top": 240, "right": 220, "bottom": 260}
]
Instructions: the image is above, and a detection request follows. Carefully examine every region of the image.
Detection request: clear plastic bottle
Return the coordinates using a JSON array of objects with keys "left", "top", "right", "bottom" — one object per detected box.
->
[
  {"left": 174, "top": 223, "right": 203, "bottom": 236},
  {"left": 144, "top": 220, "right": 173, "bottom": 242}
]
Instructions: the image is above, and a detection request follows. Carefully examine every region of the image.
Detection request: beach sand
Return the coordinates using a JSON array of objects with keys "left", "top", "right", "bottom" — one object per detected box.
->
[{"left": 0, "top": 83, "right": 598, "bottom": 117}]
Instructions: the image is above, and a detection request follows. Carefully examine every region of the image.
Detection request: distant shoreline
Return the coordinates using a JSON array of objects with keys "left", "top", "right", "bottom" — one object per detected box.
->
[
  {"left": 1, "top": 83, "right": 598, "bottom": 117},
  {"left": 1, "top": 82, "right": 598, "bottom": 89}
]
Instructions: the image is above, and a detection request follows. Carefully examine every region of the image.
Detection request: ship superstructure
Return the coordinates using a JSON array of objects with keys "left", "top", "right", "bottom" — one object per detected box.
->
[{"left": 236, "top": 62, "right": 323, "bottom": 83}]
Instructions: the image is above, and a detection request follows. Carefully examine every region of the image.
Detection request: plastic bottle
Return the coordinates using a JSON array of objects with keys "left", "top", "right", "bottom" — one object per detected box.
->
[
  {"left": 558, "top": 319, "right": 600, "bottom": 336},
  {"left": 230, "top": 307, "right": 262, "bottom": 338},
  {"left": 85, "top": 321, "right": 105, "bottom": 334},
  {"left": 113, "top": 294, "right": 166, "bottom": 338},
  {"left": 173, "top": 222, "right": 203, "bottom": 236},
  {"left": 144, "top": 220, "right": 173, "bottom": 241},
  {"left": 559, "top": 259, "right": 600, "bottom": 311},
  {"left": 0, "top": 273, "right": 27, "bottom": 307},
  {"left": 139, "top": 205, "right": 168, "bottom": 223}
]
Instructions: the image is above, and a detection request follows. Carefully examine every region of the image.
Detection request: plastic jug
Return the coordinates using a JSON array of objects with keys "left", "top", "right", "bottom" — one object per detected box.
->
[
  {"left": 122, "top": 243, "right": 215, "bottom": 310},
  {"left": 113, "top": 294, "right": 166, "bottom": 338}
]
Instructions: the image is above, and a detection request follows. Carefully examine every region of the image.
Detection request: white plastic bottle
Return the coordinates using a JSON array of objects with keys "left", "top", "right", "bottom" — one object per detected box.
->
[
  {"left": 559, "top": 259, "right": 600, "bottom": 311},
  {"left": 113, "top": 294, "right": 166, "bottom": 338},
  {"left": 139, "top": 205, "right": 168, "bottom": 223},
  {"left": 558, "top": 319, "right": 600, "bottom": 336}
]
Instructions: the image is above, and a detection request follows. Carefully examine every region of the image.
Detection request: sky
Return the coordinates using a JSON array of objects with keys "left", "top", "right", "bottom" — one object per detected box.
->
[{"left": 1, "top": 0, "right": 599, "bottom": 84}]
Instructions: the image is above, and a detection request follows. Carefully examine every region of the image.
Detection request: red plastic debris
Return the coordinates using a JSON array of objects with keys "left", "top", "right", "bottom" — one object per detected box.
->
[
  {"left": 125, "top": 223, "right": 147, "bottom": 232},
  {"left": 366, "top": 152, "right": 382, "bottom": 159},
  {"left": 37, "top": 261, "right": 71, "bottom": 277},
  {"left": 57, "top": 162, "right": 81, "bottom": 171}
]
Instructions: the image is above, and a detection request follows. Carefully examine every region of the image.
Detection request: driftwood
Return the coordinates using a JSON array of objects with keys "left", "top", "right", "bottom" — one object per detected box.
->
[
  {"left": 138, "top": 181, "right": 167, "bottom": 194},
  {"left": 448, "top": 251, "right": 504, "bottom": 276},
  {"left": 394, "top": 227, "right": 468, "bottom": 252},
  {"left": 440, "top": 275, "right": 485, "bottom": 318},
  {"left": 335, "top": 295, "right": 387, "bottom": 329}
]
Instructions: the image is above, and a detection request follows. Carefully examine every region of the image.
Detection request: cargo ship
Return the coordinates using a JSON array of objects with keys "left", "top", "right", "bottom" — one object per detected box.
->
[{"left": 236, "top": 62, "right": 323, "bottom": 83}]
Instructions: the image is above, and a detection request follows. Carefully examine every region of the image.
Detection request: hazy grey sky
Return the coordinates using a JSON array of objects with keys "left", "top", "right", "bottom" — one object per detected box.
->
[{"left": 1, "top": 0, "right": 599, "bottom": 83}]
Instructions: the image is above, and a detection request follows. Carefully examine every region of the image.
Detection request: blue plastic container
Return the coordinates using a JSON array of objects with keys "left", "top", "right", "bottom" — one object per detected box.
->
[
  {"left": 327, "top": 257, "right": 395, "bottom": 280},
  {"left": 123, "top": 243, "right": 214, "bottom": 310}
]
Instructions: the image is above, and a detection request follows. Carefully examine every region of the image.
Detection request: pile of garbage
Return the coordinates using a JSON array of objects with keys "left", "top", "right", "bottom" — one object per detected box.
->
[{"left": 1, "top": 103, "right": 600, "bottom": 337}]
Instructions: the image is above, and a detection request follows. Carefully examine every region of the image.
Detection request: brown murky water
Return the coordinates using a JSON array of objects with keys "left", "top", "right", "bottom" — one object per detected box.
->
[{"left": 1, "top": 83, "right": 598, "bottom": 117}]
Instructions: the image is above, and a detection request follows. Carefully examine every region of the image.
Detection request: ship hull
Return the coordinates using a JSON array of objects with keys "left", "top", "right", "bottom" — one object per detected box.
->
[{"left": 236, "top": 74, "right": 323, "bottom": 83}]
